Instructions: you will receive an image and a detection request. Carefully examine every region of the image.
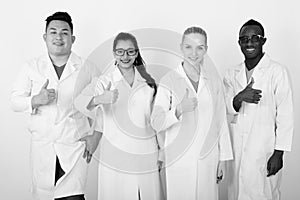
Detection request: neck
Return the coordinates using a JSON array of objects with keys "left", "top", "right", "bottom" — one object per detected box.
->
[
  {"left": 49, "top": 53, "right": 71, "bottom": 67},
  {"left": 245, "top": 53, "right": 264, "bottom": 70},
  {"left": 183, "top": 61, "right": 201, "bottom": 80}
]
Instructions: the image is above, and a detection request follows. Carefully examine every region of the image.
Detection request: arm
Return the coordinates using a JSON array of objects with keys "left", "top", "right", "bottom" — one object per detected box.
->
[
  {"left": 223, "top": 70, "right": 239, "bottom": 115},
  {"left": 151, "top": 76, "right": 180, "bottom": 133},
  {"left": 10, "top": 63, "right": 35, "bottom": 113}
]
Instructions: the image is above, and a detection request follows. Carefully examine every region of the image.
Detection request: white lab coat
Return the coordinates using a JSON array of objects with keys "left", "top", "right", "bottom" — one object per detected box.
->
[
  {"left": 151, "top": 62, "right": 233, "bottom": 200},
  {"left": 10, "top": 52, "right": 100, "bottom": 199},
  {"left": 223, "top": 54, "right": 294, "bottom": 200},
  {"left": 74, "top": 67, "right": 162, "bottom": 200}
]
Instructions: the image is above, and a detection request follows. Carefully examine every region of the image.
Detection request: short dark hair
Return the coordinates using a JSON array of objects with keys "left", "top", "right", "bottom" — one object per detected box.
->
[
  {"left": 45, "top": 12, "right": 73, "bottom": 34},
  {"left": 239, "top": 19, "right": 264, "bottom": 36}
]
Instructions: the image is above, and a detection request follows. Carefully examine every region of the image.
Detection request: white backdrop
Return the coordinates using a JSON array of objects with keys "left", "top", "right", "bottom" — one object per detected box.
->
[{"left": 0, "top": 0, "right": 299, "bottom": 199}]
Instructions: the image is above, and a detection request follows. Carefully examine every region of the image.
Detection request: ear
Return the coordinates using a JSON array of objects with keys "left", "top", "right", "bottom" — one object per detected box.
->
[
  {"left": 261, "top": 37, "right": 267, "bottom": 45},
  {"left": 71, "top": 35, "right": 76, "bottom": 44},
  {"left": 43, "top": 34, "right": 46, "bottom": 42}
]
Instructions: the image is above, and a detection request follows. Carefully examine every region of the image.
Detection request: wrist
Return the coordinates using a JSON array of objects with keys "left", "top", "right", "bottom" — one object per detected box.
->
[
  {"left": 93, "top": 131, "right": 103, "bottom": 139},
  {"left": 31, "top": 95, "right": 40, "bottom": 109},
  {"left": 274, "top": 150, "right": 284, "bottom": 157}
]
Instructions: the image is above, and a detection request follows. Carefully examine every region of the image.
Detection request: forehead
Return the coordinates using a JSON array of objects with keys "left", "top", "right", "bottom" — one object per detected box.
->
[
  {"left": 240, "top": 25, "right": 263, "bottom": 36},
  {"left": 47, "top": 20, "right": 71, "bottom": 31},
  {"left": 182, "top": 33, "right": 206, "bottom": 46},
  {"left": 115, "top": 40, "right": 135, "bottom": 49}
]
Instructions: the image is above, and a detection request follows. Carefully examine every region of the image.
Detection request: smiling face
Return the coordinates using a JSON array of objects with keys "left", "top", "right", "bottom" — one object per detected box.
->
[
  {"left": 114, "top": 40, "right": 138, "bottom": 70},
  {"left": 181, "top": 33, "right": 207, "bottom": 66},
  {"left": 239, "top": 25, "right": 266, "bottom": 60},
  {"left": 43, "top": 20, "right": 75, "bottom": 57}
]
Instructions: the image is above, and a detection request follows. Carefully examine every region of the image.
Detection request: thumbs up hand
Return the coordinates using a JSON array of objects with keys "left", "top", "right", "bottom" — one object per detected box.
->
[
  {"left": 175, "top": 88, "right": 198, "bottom": 118},
  {"left": 31, "top": 79, "right": 56, "bottom": 109},
  {"left": 93, "top": 81, "right": 119, "bottom": 106},
  {"left": 237, "top": 77, "right": 262, "bottom": 104}
]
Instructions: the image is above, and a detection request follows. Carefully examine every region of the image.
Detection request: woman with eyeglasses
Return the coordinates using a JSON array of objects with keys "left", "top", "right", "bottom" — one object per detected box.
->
[
  {"left": 151, "top": 27, "right": 233, "bottom": 199},
  {"left": 74, "top": 32, "right": 162, "bottom": 200}
]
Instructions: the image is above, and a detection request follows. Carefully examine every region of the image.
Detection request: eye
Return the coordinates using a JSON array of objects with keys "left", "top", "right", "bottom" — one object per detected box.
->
[
  {"left": 184, "top": 45, "right": 191, "bottom": 49},
  {"left": 62, "top": 32, "right": 69, "bottom": 35},
  {"left": 127, "top": 49, "right": 137, "bottom": 56},
  {"left": 197, "top": 46, "right": 204, "bottom": 51},
  {"left": 115, "top": 49, "right": 125, "bottom": 56}
]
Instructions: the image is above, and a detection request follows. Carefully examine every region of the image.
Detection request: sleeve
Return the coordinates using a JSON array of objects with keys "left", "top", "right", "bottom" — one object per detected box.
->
[
  {"left": 223, "top": 70, "right": 239, "bottom": 115},
  {"left": 74, "top": 76, "right": 105, "bottom": 120},
  {"left": 150, "top": 75, "right": 180, "bottom": 133},
  {"left": 218, "top": 119, "right": 233, "bottom": 161},
  {"left": 93, "top": 107, "right": 103, "bottom": 133},
  {"left": 10, "top": 62, "right": 34, "bottom": 114},
  {"left": 273, "top": 66, "right": 294, "bottom": 151}
]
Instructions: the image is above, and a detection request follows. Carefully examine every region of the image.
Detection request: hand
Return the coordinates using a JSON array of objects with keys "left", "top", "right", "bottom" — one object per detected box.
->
[
  {"left": 267, "top": 150, "right": 284, "bottom": 177},
  {"left": 175, "top": 88, "right": 197, "bottom": 118},
  {"left": 94, "top": 82, "right": 119, "bottom": 105},
  {"left": 216, "top": 161, "right": 225, "bottom": 184},
  {"left": 31, "top": 79, "right": 56, "bottom": 109},
  {"left": 79, "top": 131, "right": 102, "bottom": 163},
  {"left": 233, "top": 78, "right": 262, "bottom": 111}
]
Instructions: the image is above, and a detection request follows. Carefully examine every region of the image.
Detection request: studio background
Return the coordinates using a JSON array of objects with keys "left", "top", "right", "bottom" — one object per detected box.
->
[{"left": 0, "top": 0, "right": 299, "bottom": 199}]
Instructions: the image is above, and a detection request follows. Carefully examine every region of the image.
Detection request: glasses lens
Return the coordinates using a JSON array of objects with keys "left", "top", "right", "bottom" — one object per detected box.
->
[
  {"left": 239, "top": 36, "right": 248, "bottom": 44},
  {"left": 115, "top": 49, "right": 125, "bottom": 56},
  {"left": 127, "top": 49, "right": 137, "bottom": 56},
  {"left": 251, "top": 35, "right": 260, "bottom": 42}
]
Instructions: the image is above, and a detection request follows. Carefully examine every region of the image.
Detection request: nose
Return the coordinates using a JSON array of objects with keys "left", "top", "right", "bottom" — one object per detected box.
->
[
  {"left": 122, "top": 52, "right": 129, "bottom": 58},
  {"left": 56, "top": 33, "right": 63, "bottom": 40}
]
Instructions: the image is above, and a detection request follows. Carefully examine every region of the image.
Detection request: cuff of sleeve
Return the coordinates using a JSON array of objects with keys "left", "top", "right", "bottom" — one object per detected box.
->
[
  {"left": 227, "top": 97, "right": 238, "bottom": 115},
  {"left": 75, "top": 95, "right": 96, "bottom": 120},
  {"left": 275, "top": 145, "right": 292, "bottom": 152}
]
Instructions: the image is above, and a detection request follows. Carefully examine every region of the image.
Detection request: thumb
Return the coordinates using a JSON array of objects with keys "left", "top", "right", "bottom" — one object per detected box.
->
[
  {"left": 78, "top": 135, "right": 88, "bottom": 142},
  {"left": 247, "top": 77, "right": 254, "bottom": 88},
  {"left": 41, "top": 79, "right": 49, "bottom": 89},
  {"left": 105, "top": 82, "right": 112, "bottom": 90}
]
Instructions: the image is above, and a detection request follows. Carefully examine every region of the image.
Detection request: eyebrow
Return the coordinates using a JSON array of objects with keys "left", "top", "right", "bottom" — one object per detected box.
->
[{"left": 48, "top": 28, "right": 70, "bottom": 32}]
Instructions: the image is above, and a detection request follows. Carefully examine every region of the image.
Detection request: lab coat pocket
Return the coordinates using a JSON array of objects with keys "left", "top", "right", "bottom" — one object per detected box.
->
[{"left": 28, "top": 114, "right": 50, "bottom": 141}]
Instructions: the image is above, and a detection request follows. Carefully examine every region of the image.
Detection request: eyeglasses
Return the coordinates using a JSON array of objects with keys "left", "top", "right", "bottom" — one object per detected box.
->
[
  {"left": 239, "top": 34, "right": 264, "bottom": 44},
  {"left": 114, "top": 48, "right": 138, "bottom": 56}
]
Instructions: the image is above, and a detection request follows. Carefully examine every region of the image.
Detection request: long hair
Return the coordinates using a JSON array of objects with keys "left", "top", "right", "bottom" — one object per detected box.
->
[{"left": 113, "top": 32, "right": 157, "bottom": 95}]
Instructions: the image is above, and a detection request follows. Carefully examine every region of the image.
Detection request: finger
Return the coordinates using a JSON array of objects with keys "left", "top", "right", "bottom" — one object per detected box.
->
[
  {"left": 253, "top": 89, "right": 262, "bottom": 94},
  {"left": 47, "top": 89, "right": 56, "bottom": 93},
  {"left": 105, "top": 82, "right": 112, "bottom": 90},
  {"left": 78, "top": 136, "right": 87, "bottom": 143},
  {"left": 48, "top": 93, "right": 56, "bottom": 99},
  {"left": 83, "top": 149, "right": 87, "bottom": 159},
  {"left": 41, "top": 79, "right": 49, "bottom": 90},
  {"left": 87, "top": 152, "right": 92, "bottom": 163}
]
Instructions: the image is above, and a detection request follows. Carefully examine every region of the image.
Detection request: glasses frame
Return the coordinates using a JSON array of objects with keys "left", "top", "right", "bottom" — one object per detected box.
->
[
  {"left": 114, "top": 48, "right": 138, "bottom": 56},
  {"left": 239, "top": 34, "right": 265, "bottom": 44}
]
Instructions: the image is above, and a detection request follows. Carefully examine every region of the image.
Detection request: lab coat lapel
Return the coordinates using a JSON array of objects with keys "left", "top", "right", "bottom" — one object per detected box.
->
[
  {"left": 251, "top": 54, "right": 269, "bottom": 86},
  {"left": 59, "top": 52, "right": 81, "bottom": 82},
  {"left": 174, "top": 64, "right": 196, "bottom": 97},
  {"left": 39, "top": 55, "right": 59, "bottom": 83},
  {"left": 236, "top": 64, "right": 247, "bottom": 88}
]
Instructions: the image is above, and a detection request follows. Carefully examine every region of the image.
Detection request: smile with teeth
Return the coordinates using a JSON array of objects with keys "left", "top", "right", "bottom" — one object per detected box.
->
[
  {"left": 121, "top": 59, "right": 131, "bottom": 64},
  {"left": 246, "top": 48, "right": 255, "bottom": 52}
]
